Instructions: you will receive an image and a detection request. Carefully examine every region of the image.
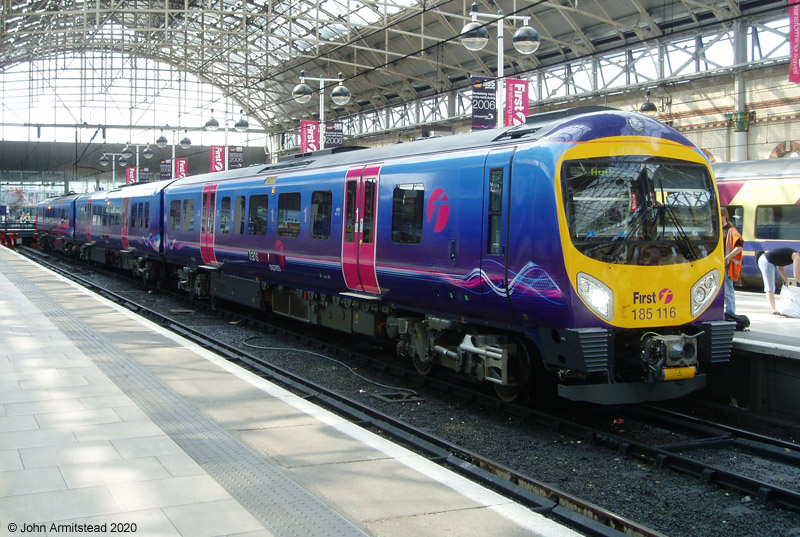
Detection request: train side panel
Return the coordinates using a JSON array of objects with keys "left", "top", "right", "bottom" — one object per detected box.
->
[
  {"left": 506, "top": 144, "right": 572, "bottom": 329},
  {"left": 36, "top": 194, "right": 80, "bottom": 252},
  {"left": 373, "top": 149, "right": 488, "bottom": 323},
  {"left": 73, "top": 194, "right": 92, "bottom": 247},
  {"left": 216, "top": 170, "right": 348, "bottom": 292},
  {"left": 163, "top": 184, "right": 204, "bottom": 266},
  {"left": 715, "top": 161, "right": 800, "bottom": 287}
]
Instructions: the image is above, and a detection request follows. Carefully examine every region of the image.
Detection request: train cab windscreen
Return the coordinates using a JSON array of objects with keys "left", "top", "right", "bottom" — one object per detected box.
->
[{"left": 562, "top": 157, "right": 719, "bottom": 265}]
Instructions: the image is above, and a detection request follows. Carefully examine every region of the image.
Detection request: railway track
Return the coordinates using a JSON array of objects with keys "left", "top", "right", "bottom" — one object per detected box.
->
[
  {"left": 18, "top": 246, "right": 800, "bottom": 536},
  {"left": 594, "top": 405, "right": 800, "bottom": 510}
]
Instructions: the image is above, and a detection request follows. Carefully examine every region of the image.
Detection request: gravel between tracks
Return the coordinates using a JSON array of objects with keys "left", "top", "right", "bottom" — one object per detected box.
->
[{"left": 84, "top": 271, "right": 800, "bottom": 537}]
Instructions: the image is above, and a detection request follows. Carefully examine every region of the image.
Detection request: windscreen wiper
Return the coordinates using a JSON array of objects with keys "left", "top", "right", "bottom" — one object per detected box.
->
[{"left": 661, "top": 203, "right": 700, "bottom": 260}]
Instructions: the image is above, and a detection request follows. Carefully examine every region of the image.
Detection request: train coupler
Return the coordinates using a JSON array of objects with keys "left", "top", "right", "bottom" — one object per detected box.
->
[{"left": 641, "top": 332, "right": 702, "bottom": 383}]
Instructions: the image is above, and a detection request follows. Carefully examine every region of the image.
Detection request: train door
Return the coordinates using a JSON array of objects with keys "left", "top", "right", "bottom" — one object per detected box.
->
[
  {"left": 86, "top": 199, "right": 92, "bottom": 242},
  {"left": 121, "top": 198, "right": 130, "bottom": 249},
  {"left": 200, "top": 185, "right": 218, "bottom": 264},
  {"left": 342, "top": 164, "right": 382, "bottom": 294},
  {"left": 481, "top": 148, "right": 516, "bottom": 318}
]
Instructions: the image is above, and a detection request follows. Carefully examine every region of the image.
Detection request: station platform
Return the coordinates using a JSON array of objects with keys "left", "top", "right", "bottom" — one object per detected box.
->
[
  {"left": 0, "top": 246, "right": 580, "bottom": 537},
  {"left": 709, "top": 288, "right": 800, "bottom": 420},
  {"left": 731, "top": 288, "right": 800, "bottom": 359}
]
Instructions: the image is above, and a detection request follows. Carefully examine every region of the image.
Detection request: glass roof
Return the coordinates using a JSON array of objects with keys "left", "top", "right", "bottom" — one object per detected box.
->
[{"left": 0, "top": 0, "right": 789, "bottom": 150}]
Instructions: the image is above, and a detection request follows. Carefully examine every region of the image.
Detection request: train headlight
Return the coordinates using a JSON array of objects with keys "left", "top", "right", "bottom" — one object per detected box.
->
[
  {"left": 691, "top": 269, "right": 719, "bottom": 315},
  {"left": 577, "top": 273, "right": 614, "bottom": 321}
]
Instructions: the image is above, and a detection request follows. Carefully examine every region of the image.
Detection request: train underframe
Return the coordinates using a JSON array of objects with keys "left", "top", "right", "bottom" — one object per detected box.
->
[
  {"left": 43, "top": 240, "right": 735, "bottom": 405},
  {"left": 175, "top": 268, "right": 736, "bottom": 405}
]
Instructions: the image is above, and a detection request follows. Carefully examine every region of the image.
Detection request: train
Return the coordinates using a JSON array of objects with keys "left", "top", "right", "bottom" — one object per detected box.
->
[
  {"left": 713, "top": 159, "right": 800, "bottom": 287},
  {"left": 36, "top": 107, "right": 735, "bottom": 405}
]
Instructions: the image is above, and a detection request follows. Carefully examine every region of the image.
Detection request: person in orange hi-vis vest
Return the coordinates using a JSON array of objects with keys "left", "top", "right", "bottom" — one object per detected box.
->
[{"left": 721, "top": 207, "right": 744, "bottom": 315}]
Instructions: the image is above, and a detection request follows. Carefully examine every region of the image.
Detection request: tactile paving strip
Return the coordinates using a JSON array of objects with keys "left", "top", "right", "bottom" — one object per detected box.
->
[{"left": 6, "top": 262, "right": 370, "bottom": 537}]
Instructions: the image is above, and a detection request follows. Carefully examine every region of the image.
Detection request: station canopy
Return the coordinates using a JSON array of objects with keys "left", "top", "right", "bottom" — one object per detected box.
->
[{"left": 0, "top": 0, "right": 790, "bottom": 140}]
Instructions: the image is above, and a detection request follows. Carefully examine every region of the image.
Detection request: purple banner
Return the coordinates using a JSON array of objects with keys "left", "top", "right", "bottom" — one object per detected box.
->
[
  {"left": 228, "top": 146, "right": 244, "bottom": 169},
  {"left": 791, "top": 4, "right": 800, "bottom": 83},
  {"left": 471, "top": 77, "right": 497, "bottom": 130},
  {"left": 325, "top": 122, "right": 344, "bottom": 148},
  {"left": 160, "top": 159, "right": 172, "bottom": 181}
]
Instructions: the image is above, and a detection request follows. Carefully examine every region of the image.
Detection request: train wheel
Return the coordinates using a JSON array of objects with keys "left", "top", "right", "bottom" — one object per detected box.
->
[
  {"left": 412, "top": 355, "right": 433, "bottom": 376},
  {"left": 493, "top": 340, "right": 532, "bottom": 403},
  {"left": 494, "top": 381, "right": 521, "bottom": 403}
]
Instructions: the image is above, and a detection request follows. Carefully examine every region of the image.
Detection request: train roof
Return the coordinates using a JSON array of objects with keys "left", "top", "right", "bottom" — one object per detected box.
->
[
  {"left": 168, "top": 106, "right": 618, "bottom": 188},
  {"left": 86, "top": 179, "right": 179, "bottom": 199},
  {"left": 712, "top": 159, "right": 800, "bottom": 180},
  {"left": 37, "top": 192, "right": 83, "bottom": 206}
]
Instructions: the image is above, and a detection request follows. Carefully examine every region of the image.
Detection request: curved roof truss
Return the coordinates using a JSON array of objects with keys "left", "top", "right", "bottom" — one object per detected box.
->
[{"left": 0, "top": 0, "right": 790, "bottom": 140}]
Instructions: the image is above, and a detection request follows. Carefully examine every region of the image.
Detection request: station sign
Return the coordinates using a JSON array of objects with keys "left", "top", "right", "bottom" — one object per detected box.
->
[
  {"left": 229, "top": 146, "right": 244, "bottom": 169},
  {"left": 210, "top": 145, "right": 225, "bottom": 172},
  {"left": 175, "top": 158, "right": 188, "bottom": 179},
  {"left": 504, "top": 78, "right": 529, "bottom": 127},
  {"left": 471, "top": 77, "right": 496, "bottom": 130},
  {"left": 791, "top": 4, "right": 800, "bottom": 83}
]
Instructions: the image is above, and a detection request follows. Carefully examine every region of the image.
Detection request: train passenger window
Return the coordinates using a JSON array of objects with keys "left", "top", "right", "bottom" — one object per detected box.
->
[
  {"left": 234, "top": 196, "right": 246, "bottom": 234},
  {"left": 130, "top": 203, "right": 139, "bottom": 228},
  {"left": 201, "top": 196, "right": 210, "bottom": 234},
  {"left": 278, "top": 193, "right": 301, "bottom": 238},
  {"left": 726, "top": 205, "right": 743, "bottom": 230},
  {"left": 220, "top": 197, "right": 231, "bottom": 234},
  {"left": 391, "top": 183, "right": 424, "bottom": 244},
  {"left": 345, "top": 182, "right": 357, "bottom": 242},
  {"left": 755, "top": 205, "right": 800, "bottom": 240},
  {"left": 248, "top": 195, "right": 268, "bottom": 235},
  {"left": 169, "top": 201, "right": 181, "bottom": 230},
  {"left": 487, "top": 169, "right": 503, "bottom": 255},
  {"left": 104, "top": 205, "right": 110, "bottom": 227},
  {"left": 182, "top": 199, "right": 195, "bottom": 231},
  {"left": 143, "top": 203, "right": 149, "bottom": 228},
  {"left": 311, "top": 190, "right": 332, "bottom": 239},
  {"left": 363, "top": 180, "right": 375, "bottom": 244}
]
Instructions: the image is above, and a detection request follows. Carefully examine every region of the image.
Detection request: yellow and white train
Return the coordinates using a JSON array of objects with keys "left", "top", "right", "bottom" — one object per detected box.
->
[{"left": 713, "top": 159, "right": 800, "bottom": 287}]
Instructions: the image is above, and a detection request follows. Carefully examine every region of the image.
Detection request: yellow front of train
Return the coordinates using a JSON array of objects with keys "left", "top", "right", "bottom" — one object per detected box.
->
[{"left": 546, "top": 122, "right": 735, "bottom": 403}]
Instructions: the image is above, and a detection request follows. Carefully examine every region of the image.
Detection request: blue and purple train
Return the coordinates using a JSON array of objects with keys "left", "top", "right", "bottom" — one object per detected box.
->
[{"left": 37, "top": 107, "right": 735, "bottom": 404}]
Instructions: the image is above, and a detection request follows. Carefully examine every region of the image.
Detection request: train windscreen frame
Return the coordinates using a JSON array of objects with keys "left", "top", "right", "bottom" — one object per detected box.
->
[{"left": 562, "top": 157, "right": 719, "bottom": 266}]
